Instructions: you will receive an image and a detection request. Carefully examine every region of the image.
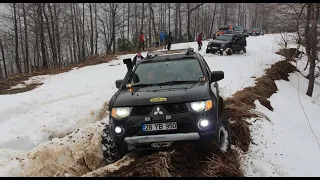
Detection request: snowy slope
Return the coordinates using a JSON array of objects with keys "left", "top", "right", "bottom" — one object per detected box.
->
[
  {"left": 243, "top": 58, "right": 320, "bottom": 177},
  {"left": 0, "top": 34, "right": 314, "bottom": 176}
]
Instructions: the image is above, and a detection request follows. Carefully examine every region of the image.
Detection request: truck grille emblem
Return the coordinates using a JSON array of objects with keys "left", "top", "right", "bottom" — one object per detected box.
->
[{"left": 154, "top": 107, "right": 163, "bottom": 115}]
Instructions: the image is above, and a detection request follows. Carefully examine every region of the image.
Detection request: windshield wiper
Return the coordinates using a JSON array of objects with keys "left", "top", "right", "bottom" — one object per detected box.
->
[{"left": 154, "top": 80, "right": 199, "bottom": 86}]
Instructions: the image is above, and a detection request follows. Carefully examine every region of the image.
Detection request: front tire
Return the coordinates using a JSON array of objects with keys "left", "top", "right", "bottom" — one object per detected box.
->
[
  {"left": 216, "top": 120, "right": 232, "bottom": 153},
  {"left": 101, "top": 124, "right": 128, "bottom": 164},
  {"left": 206, "top": 49, "right": 210, "bottom": 53},
  {"left": 225, "top": 48, "right": 233, "bottom": 56}
]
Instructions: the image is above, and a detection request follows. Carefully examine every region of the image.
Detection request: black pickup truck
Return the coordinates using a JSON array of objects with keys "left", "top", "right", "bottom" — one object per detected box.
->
[{"left": 101, "top": 48, "right": 231, "bottom": 163}]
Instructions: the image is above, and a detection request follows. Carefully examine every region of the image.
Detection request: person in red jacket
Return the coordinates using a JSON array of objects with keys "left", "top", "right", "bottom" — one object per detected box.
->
[
  {"left": 197, "top": 32, "right": 203, "bottom": 51},
  {"left": 138, "top": 32, "right": 145, "bottom": 51}
]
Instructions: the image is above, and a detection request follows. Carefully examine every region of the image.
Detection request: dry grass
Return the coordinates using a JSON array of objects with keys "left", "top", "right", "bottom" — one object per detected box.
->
[{"left": 224, "top": 60, "right": 297, "bottom": 153}]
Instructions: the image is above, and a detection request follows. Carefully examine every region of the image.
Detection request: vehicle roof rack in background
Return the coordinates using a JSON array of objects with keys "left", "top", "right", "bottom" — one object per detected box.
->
[{"left": 146, "top": 48, "right": 193, "bottom": 58}]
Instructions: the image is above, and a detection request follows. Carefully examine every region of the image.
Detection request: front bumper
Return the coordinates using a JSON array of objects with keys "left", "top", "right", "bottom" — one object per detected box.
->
[
  {"left": 124, "top": 132, "right": 200, "bottom": 144},
  {"left": 207, "top": 46, "right": 225, "bottom": 53},
  {"left": 109, "top": 108, "right": 218, "bottom": 143}
]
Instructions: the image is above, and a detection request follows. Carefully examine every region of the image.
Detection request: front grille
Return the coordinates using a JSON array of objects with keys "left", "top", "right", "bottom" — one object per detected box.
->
[
  {"left": 163, "top": 104, "right": 188, "bottom": 114},
  {"left": 131, "top": 106, "right": 153, "bottom": 116},
  {"left": 130, "top": 103, "right": 189, "bottom": 116},
  {"left": 211, "top": 43, "right": 220, "bottom": 48}
]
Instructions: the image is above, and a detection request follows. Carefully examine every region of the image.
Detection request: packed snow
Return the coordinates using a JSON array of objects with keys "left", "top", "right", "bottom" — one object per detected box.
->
[{"left": 0, "top": 33, "right": 319, "bottom": 177}]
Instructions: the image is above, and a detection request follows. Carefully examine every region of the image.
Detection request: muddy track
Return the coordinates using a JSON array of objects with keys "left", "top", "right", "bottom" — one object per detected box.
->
[{"left": 82, "top": 60, "right": 297, "bottom": 177}]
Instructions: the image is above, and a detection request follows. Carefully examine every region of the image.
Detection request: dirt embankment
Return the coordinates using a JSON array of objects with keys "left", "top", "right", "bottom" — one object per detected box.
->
[{"left": 81, "top": 60, "right": 297, "bottom": 177}]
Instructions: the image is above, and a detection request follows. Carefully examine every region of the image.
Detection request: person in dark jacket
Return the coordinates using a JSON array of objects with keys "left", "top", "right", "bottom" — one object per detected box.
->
[
  {"left": 155, "top": 33, "right": 160, "bottom": 47},
  {"left": 167, "top": 32, "right": 173, "bottom": 50},
  {"left": 132, "top": 52, "right": 144, "bottom": 67},
  {"left": 138, "top": 32, "right": 145, "bottom": 51},
  {"left": 164, "top": 32, "right": 168, "bottom": 49},
  {"left": 197, "top": 32, "right": 203, "bottom": 51}
]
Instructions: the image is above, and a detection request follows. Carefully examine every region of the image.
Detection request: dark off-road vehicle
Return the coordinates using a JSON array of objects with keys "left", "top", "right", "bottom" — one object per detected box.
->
[
  {"left": 206, "top": 34, "right": 247, "bottom": 55},
  {"left": 101, "top": 48, "right": 231, "bottom": 163},
  {"left": 249, "top": 27, "right": 264, "bottom": 36}
]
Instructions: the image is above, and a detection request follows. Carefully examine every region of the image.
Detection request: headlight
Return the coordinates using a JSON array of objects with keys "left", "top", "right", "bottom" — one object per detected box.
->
[
  {"left": 190, "top": 100, "right": 212, "bottom": 112},
  {"left": 111, "top": 107, "right": 132, "bottom": 119}
]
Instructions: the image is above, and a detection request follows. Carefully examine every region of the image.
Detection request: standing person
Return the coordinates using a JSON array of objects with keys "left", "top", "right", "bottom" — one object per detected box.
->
[
  {"left": 132, "top": 52, "right": 144, "bottom": 67},
  {"left": 167, "top": 32, "right": 173, "bottom": 51},
  {"left": 155, "top": 33, "right": 160, "bottom": 47},
  {"left": 138, "top": 32, "right": 145, "bottom": 51},
  {"left": 197, "top": 32, "right": 203, "bottom": 51},
  {"left": 164, "top": 32, "right": 168, "bottom": 49},
  {"left": 160, "top": 32, "right": 165, "bottom": 46}
]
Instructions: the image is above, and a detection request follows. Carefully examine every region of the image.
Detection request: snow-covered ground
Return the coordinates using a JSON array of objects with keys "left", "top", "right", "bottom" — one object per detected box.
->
[{"left": 0, "top": 33, "right": 319, "bottom": 176}]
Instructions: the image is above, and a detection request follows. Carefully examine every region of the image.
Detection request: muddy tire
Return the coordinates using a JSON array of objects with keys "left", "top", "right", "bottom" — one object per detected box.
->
[
  {"left": 243, "top": 47, "right": 247, "bottom": 54},
  {"left": 226, "top": 48, "right": 233, "bottom": 55},
  {"left": 101, "top": 124, "right": 122, "bottom": 164},
  {"left": 215, "top": 120, "right": 232, "bottom": 153}
]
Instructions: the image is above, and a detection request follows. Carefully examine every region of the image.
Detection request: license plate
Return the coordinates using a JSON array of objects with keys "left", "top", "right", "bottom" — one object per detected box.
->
[
  {"left": 212, "top": 47, "right": 218, "bottom": 49},
  {"left": 142, "top": 122, "right": 177, "bottom": 131}
]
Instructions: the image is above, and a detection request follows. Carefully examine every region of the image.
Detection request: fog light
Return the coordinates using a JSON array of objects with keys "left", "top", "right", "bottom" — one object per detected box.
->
[
  {"left": 198, "top": 119, "right": 209, "bottom": 130},
  {"left": 114, "top": 126, "right": 123, "bottom": 134},
  {"left": 220, "top": 49, "right": 223, "bottom": 51}
]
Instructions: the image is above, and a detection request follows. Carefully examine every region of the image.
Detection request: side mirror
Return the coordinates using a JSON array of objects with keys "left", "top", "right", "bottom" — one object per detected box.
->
[
  {"left": 210, "top": 71, "right": 224, "bottom": 82},
  {"left": 115, "top": 79, "right": 124, "bottom": 89}
]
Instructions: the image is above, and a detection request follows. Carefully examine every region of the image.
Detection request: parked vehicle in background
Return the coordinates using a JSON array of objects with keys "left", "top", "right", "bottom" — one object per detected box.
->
[
  {"left": 232, "top": 25, "right": 249, "bottom": 37},
  {"left": 206, "top": 34, "right": 247, "bottom": 55},
  {"left": 250, "top": 27, "right": 264, "bottom": 36},
  {"left": 215, "top": 26, "right": 233, "bottom": 37}
]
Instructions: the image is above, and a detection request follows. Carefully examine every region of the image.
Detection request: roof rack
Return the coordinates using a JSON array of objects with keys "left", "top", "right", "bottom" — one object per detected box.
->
[{"left": 146, "top": 48, "right": 195, "bottom": 58}]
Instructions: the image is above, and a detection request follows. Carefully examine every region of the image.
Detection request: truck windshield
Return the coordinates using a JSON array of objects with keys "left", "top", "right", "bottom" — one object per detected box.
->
[
  {"left": 130, "top": 59, "right": 204, "bottom": 86},
  {"left": 233, "top": 26, "right": 243, "bottom": 31},
  {"left": 215, "top": 35, "right": 233, "bottom": 41}
]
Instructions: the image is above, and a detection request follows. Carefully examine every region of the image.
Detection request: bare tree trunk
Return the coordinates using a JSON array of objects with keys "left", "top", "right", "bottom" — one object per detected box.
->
[
  {"left": 89, "top": 3, "right": 94, "bottom": 56},
  {"left": 168, "top": 3, "right": 170, "bottom": 33},
  {"left": 22, "top": 3, "right": 29, "bottom": 73},
  {"left": 48, "top": 3, "right": 57, "bottom": 66},
  {"left": 306, "top": 3, "right": 320, "bottom": 97},
  {"left": 71, "top": 4, "right": 76, "bottom": 63},
  {"left": 187, "top": 3, "right": 192, "bottom": 41},
  {"left": 18, "top": 9, "right": 26, "bottom": 72},
  {"left": 0, "top": 38, "right": 8, "bottom": 78},
  {"left": 140, "top": 3, "right": 145, "bottom": 33},
  {"left": 53, "top": 4, "right": 62, "bottom": 68},
  {"left": 148, "top": 5, "right": 152, "bottom": 47},
  {"left": 94, "top": 3, "right": 98, "bottom": 55},
  {"left": 82, "top": 3, "right": 86, "bottom": 60},
  {"left": 43, "top": 3, "right": 56, "bottom": 67},
  {"left": 178, "top": 4, "right": 182, "bottom": 41},
  {"left": 149, "top": 3, "right": 157, "bottom": 37},
  {"left": 224, "top": 4, "right": 228, "bottom": 25},
  {"left": 209, "top": 4, "right": 217, "bottom": 38},
  {"left": 13, "top": 3, "right": 22, "bottom": 73},
  {"left": 174, "top": 3, "right": 179, "bottom": 39},
  {"left": 38, "top": 3, "right": 48, "bottom": 69}
]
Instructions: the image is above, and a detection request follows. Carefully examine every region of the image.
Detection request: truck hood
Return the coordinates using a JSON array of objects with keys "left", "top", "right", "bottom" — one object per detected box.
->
[{"left": 113, "top": 82, "right": 210, "bottom": 107}]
